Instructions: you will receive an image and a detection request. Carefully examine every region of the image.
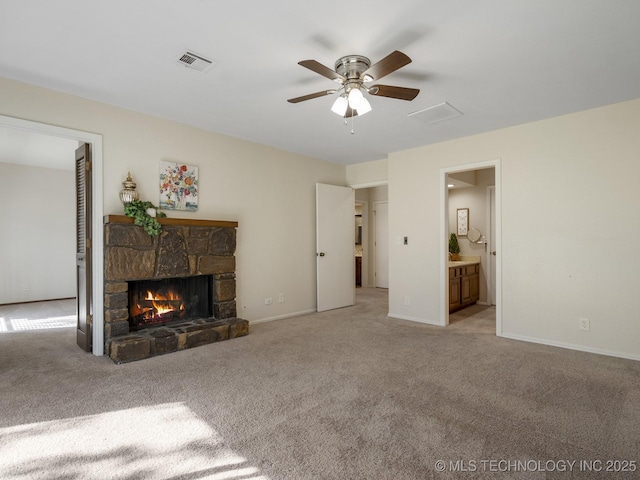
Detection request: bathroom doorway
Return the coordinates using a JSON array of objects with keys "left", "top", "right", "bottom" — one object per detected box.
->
[{"left": 441, "top": 160, "right": 501, "bottom": 335}]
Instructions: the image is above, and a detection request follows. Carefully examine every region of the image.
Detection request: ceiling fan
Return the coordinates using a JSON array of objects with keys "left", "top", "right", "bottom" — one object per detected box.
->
[{"left": 287, "top": 50, "right": 420, "bottom": 118}]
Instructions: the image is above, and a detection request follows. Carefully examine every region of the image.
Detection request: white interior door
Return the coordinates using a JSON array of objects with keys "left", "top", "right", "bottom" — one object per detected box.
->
[
  {"left": 316, "top": 183, "right": 355, "bottom": 312},
  {"left": 374, "top": 202, "right": 389, "bottom": 288}
]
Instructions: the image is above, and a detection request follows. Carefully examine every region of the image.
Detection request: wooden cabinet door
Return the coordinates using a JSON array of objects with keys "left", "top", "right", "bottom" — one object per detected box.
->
[
  {"left": 470, "top": 273, "right": 480, "bottom": 302},
  {"left": 461, "top": 275, "right": 471, "bottom": 303},
  {"left": 449, "top": 276, "right": 461, "bottom": 309}
]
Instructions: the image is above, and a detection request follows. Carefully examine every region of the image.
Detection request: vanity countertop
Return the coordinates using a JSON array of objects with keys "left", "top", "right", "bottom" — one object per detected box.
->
[
  {"left": 448, "top": 260, "right": 478, "bottom": 267},
  {"left": 448, "top": 256, "right": 481, "bottom": 268}
]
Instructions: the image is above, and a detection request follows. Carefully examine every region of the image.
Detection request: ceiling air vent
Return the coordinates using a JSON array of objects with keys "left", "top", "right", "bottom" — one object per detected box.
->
[
  {"left": 408, "top": 102, "right": 463, "bottom": 125},
  {"left": 176, "top": 50, "right": 217, "bottom": 73}
]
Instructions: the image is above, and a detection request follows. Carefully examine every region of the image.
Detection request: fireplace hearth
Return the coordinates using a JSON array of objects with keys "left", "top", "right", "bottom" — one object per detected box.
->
[{"left": 103, "top": 215, "right": 248, "bottom": 363}]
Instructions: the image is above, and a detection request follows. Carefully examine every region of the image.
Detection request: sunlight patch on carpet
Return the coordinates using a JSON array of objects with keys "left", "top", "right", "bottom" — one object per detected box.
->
[
  {"left": 0, "top": 315, "right": 75, "bottom": 332},
  {"left": 0, "top": 402, "right": 269, "bottom": 480}
]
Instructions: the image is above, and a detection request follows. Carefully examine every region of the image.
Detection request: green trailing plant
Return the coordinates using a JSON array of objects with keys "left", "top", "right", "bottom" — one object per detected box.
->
[
  {"left": 449, "top": 233, "right": 460, "bottom": 255},
  {"left": 124, "top": 200, "right": 166, "bottom": 237}
]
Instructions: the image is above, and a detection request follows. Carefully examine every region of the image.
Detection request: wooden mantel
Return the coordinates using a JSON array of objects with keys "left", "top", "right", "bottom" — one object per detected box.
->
[{"left": 104, "top": 215, "right": 238, "bottom": 228}]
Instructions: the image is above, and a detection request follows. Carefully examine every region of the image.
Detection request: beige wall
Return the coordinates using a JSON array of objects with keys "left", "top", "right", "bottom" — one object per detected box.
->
[
  {"left": 388, "top": 98, "right": 640, "bottom": 360},
  {"left": 0, "top": 77, "right": 345, "bottom": 322},
  {"left": 346, "top": 158, "right": 387, "bottom": 187}
]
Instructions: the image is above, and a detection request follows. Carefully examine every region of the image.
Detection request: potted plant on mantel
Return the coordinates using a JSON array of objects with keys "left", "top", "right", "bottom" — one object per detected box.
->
[
  {"left": 449, "top": 233, "right": 461, "bottom": 261},
  {"left": 124, "top": 200, "right": 167, "bottom": 237}
]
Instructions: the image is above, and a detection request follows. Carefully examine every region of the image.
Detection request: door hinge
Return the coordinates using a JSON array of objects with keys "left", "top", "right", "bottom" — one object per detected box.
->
[
  {"left": 88, "top": 314, "right": 93, "bottom": 325},
  {"left": 86, "top": 238, "right": 92, "bottom": 249},
  {"left": 85, "top": 160, "right": 92, "bottom": 172}
]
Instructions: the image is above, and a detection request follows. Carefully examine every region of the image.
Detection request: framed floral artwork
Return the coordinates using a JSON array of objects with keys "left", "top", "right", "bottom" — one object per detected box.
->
[{"left": 159, "top": 161, "right": 198, "bottom": 211}]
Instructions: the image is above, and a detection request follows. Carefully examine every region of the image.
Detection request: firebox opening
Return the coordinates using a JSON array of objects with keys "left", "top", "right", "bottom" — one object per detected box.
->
[{"left": 128, "top": 276, "right": 213, "bottom": 331}]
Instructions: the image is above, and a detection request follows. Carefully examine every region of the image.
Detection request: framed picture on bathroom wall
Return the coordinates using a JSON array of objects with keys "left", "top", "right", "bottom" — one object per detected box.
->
[{"left": 457, "top": 208, "right": 469, "bottom": 236}]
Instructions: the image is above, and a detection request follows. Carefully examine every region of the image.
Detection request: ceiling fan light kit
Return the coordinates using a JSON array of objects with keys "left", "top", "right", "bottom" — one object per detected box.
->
[
  {"left": 331, "top": 95, "right": 348, "bottom": 115},
  {"left": 347, "top": 87, "right": 364, "bottom": 108},
  {"left": 287, "top": 50, "right": 420, "bottom": 121},
  {"left": 354, "top": 95, "right": 372, "bottom": 115}
]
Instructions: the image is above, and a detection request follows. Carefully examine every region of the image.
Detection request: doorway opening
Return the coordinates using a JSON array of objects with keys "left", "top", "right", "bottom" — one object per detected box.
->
[
  {"left": 0, "top": 115, "right": 104, "bottom": 355},
  {"left": 353, "top": 185, "right": 388, "bottom": 303},
  {"left": 441, "top": 160, "right": 501, "bottom": 335}
]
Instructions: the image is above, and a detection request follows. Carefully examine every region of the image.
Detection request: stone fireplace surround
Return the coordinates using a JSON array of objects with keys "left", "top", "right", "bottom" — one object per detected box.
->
[{"left": 103, "top": 215, "right": 248, "bottom": 363}]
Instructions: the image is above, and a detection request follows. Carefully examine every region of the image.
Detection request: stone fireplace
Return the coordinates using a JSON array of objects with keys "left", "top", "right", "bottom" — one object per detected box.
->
[{"left": 103, "top": 215, "right": 248, "bottom": 363}]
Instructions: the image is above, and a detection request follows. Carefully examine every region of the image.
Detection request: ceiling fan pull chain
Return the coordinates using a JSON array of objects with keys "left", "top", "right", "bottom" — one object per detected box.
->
[{"left": 351, "top": 113, "right": 355, "bottom": 135}]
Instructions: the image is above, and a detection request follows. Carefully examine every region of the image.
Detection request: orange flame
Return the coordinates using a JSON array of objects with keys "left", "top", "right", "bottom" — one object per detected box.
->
[
  {"left": 143, "top": 289, "right": 184, "bottom": 317},
  {"left": 145, "top": 290, "right": 181, "bottom": 301}
]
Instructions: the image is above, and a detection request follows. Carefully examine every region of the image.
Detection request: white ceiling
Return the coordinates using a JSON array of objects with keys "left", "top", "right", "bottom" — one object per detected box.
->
[{"left": 1, "top": 0, "right": 640, "bottom": 166}]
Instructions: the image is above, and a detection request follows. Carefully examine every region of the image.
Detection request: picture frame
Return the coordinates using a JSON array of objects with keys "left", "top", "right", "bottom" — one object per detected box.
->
[
  {"left": 159, "top": 161, "right": 199, "bottom": 211},
  {"left": 457, "top": 208, "right": 469, "bottom": 236}
]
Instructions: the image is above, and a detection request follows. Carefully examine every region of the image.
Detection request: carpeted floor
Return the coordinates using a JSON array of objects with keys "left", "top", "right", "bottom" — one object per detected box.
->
[
  {"left": 1, "top": 290, "right": 639, "bottom": 479},
  {"left": 0, "top": 299, "right": 75, "bottom": 332}
]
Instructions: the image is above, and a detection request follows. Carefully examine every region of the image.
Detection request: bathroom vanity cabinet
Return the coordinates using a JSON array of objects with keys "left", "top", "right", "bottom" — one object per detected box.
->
[{"left": 449, "top": 262, "right": 480, "bottom": 313}]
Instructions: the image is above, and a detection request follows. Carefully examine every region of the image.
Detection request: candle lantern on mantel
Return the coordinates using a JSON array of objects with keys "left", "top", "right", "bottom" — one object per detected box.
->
[{"left": 119, "top": 172, "right": 140, "bottom": 205}]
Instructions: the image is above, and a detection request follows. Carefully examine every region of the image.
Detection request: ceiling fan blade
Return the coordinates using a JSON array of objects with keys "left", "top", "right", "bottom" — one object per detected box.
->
[
  {"left": 369, "top": 84, "right": 420, "bottom": 101},
  {"left": 298, "top": 60, "right": 345, "bottom": 82},
  {"left": 287, "top": 89, "right": 336, "bottom": 103},
  {"left": 361, "top": 50, "right": 412, "bottom": 81}
]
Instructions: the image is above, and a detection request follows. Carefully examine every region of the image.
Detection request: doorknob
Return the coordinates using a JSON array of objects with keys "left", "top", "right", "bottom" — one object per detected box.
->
[
  {"left": 491, "top": 251, "right": 496, "bottom": 256},
  {"left": 317, "top": 252, "right": 326, "bottom": 257}
]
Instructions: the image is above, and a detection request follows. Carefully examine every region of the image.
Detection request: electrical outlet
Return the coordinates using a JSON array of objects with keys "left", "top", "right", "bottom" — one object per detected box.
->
[
  {"left": 264, "top": 297, "right": 273, "bottom": 305},
  {"left": 278, "top": 293, "right": 285, "bottom": 303},
  {"left": 404, "top": 296, "right": 411, "bottom": 306},
  {"left": 579, "top": 318, "right": 590, "bottom": 331}
]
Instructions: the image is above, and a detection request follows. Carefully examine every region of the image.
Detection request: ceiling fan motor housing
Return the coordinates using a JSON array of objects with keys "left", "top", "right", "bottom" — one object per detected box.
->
[{"left": 335, "top": 55, "right": 371, "bottom": 83}]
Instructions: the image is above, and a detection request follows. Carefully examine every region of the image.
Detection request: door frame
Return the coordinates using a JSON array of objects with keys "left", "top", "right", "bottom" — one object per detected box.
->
[
  {"left": 373, "top": 200, "right": 389, "bottom": 288},
  {"left": 350, "top": 181, "right": 389, "bottom": 291},
  {"left": 486, "top": 186, "right": 497, "bottom": 306},
  {"left": 354, "top": 199, "right": 368, "bottom": 287},
  {"left": 440, "top": 159, "right": 502, "bottom": 336},
  {"left": 0, "top": 115, "right": 104, "bottom": 355}
]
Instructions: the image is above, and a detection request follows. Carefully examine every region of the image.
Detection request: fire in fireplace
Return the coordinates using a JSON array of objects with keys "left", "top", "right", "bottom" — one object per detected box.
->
[{"left": 128, "top": 276, "right": 212, "bottom": 331}]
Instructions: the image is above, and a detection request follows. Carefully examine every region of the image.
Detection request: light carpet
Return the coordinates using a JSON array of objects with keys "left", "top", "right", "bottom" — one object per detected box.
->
[{"left": 1, "top": 289, "right": 639, "bottom": 479}]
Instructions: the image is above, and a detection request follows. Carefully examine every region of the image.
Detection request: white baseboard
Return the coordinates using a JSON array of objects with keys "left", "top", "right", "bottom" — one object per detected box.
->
[
  {"left": 501, "top": 332, "right": 640, "bottom": 362},
  {"left": 387, "top": 313, "right": 444, "bottom": 326},
  {"left": 250, "top": 309, "right": 316, "bottom": 325}
]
